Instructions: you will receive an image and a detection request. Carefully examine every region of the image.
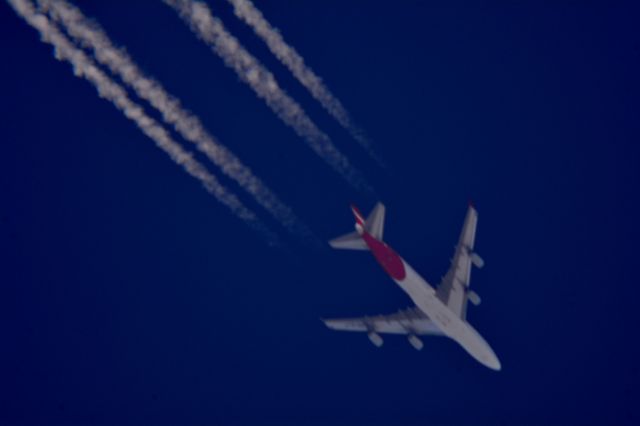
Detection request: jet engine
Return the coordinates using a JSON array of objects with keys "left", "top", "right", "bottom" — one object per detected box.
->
[
  {"left": 467, "top": 290, "right": 481, "bottom": 306},
  {"left": 407, "top": 334, "right": 424, "bottom": 351},
  {"left": 367, "top": 331, "right": 384, "bottom": 347},
  {"left": 470, "top": 252, "right": 485, "bottom": 268}
]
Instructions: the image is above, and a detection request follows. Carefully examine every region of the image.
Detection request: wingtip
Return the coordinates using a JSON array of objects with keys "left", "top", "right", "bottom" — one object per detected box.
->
[
  {"left": 491, "top": 359, "right": 502, "bottom": 372},
  {"left": 321, "top": 318, "right": 338, "bottom": 330}
]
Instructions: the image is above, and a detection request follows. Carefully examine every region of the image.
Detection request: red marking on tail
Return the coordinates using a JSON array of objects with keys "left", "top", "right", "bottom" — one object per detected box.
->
[{"left": 350, "top": 203, "right": 365, "bottom": 226}]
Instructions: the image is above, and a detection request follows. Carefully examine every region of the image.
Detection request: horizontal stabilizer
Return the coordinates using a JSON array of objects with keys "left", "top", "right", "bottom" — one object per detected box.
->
[
  {"left": 329, "top": 231, "right": 367, "bottom": 250},
  {"left": 329, "top": 202, "right": 387, "bottom": 250},
  {"left": 364, "top": 203, "right": 385, "bottom": 240}
]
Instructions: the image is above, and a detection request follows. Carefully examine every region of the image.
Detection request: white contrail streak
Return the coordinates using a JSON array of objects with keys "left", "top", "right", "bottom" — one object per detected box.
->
[
  {"left": 164, "top": 0, "right": 373, "bottom": 195},
  {"left": 225, "top": 0, "right": 381, "bottom": 164},
  {"left": 36, "top": 0, "right": 315, "bottom": 241},
  {"left": 7, "top": 0, "right": 278, "bottom": 243}
]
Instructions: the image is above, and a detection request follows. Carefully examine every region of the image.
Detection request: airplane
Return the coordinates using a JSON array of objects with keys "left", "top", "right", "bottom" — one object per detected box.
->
[{"left": 323, "top": 202, "right": 501, "bottom": 371}]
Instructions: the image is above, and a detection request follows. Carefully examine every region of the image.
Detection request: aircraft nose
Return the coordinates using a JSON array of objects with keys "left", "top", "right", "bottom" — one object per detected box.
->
[{"left": 486, "top": 354, "right": 502, "bottom": 371}]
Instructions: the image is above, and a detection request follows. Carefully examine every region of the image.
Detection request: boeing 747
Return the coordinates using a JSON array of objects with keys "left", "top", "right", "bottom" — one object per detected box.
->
[{"left": 324, "top": 203, "right": 501, "bottom": 371}]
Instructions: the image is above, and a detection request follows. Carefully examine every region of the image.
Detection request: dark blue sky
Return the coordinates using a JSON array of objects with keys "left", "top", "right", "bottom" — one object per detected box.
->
[{"left": 1, "top": 0, "right": 640, "bottom": 424}]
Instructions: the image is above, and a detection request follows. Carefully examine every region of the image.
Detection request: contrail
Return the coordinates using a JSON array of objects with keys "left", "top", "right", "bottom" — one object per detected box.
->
[
  {"left": 164, "top": 0, "right": 374, "bottom": 195},
  {"left": 36, "top": 0, "right": 315, "bottom": 241},
  {"left": 225, "top": 0, "right": 383, "bottom": 165},
  {"left": 7, "top": 0, "right": 278, "bottom": 244}
]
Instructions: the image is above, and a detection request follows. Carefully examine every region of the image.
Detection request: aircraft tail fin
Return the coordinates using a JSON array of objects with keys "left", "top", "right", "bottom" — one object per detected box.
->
[{"left": 328, "top": 202, "right": 386, "bottom": 250}]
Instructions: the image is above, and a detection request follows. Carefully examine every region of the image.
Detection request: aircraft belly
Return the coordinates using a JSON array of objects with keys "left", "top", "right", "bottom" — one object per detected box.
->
[
  {"left": 393, "top": 261, "right": 454, "bottom": 335},
  {"left": 395, "top": 259, "right": 501, "bottom": 370}
]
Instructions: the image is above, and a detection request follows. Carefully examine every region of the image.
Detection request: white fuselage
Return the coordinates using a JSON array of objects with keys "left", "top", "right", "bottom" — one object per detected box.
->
[{"left": 395, "top": 259, "right": 501, "bottom": 370}]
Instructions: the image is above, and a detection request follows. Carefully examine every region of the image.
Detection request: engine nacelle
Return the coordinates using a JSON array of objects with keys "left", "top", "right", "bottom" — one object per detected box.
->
[
  {"left": 367, "top": 331, "right": 384, "bottom": 347},
  {"left": 407, "top": 334, "right": 424, "bottom": 351},
  {"left": 470, "top": 252, "right": 485, "bottom": 269},
  {"left": 467, "top": 290, "right": 481, "bottom": 306}
]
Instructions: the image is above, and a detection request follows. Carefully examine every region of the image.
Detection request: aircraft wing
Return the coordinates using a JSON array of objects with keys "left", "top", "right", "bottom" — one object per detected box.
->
[
  {"left": 323, "top": 307, "right": 444, "bottom": 335},
  {"left": 436, "top": 205, "right": 483, "bottom": 319}
]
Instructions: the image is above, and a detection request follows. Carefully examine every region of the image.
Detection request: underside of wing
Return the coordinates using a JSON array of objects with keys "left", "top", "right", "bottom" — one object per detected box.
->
[
  {"left": 323, "top": 307, "right": 444, "bottom": 336},
  {"left": 436, "top": 205, "right": 484, "bottom": 319}
]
